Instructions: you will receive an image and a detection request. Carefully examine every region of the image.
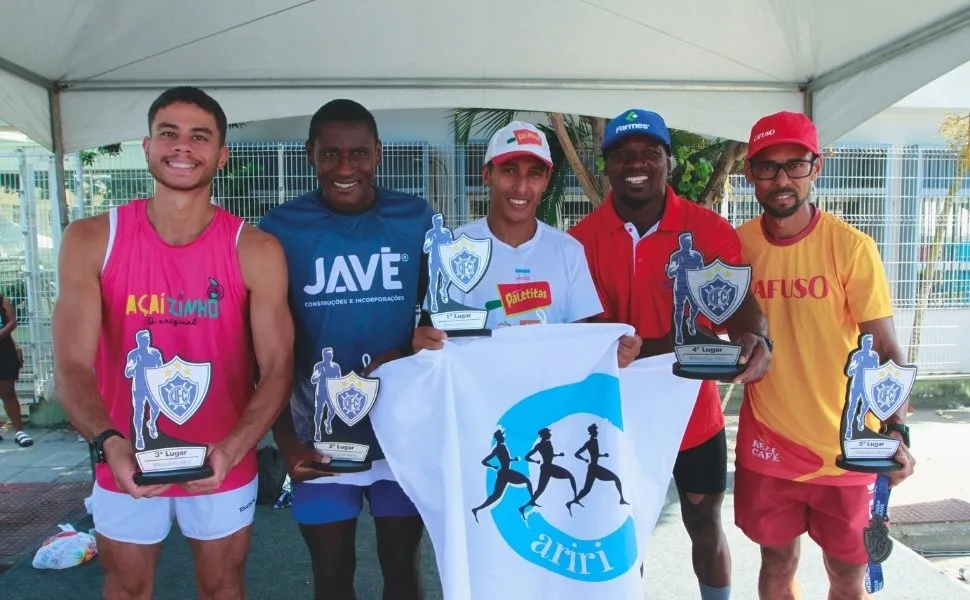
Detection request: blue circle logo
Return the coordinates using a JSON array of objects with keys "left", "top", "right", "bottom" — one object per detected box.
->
[{"left": 477, "top": 373, "right": 638, "bottom": 581}]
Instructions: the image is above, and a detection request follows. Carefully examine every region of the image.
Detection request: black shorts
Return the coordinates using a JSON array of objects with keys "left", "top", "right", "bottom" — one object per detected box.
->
[
  {"left": 672, "top": 427, "right": 727, "bottom": 495},
  {"left": 0, "top": 339, "right": 20, "bottom": 381}
]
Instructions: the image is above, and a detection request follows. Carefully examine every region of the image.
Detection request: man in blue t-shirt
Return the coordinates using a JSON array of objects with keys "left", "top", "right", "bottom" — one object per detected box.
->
[{"left": 259, "top": 99, "right": 433, "bottom": 600}]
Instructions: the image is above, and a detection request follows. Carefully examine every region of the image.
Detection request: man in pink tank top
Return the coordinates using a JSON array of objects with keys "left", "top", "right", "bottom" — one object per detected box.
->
[{"left": 51, "top": 86, "right": 295, "bottom": 600}]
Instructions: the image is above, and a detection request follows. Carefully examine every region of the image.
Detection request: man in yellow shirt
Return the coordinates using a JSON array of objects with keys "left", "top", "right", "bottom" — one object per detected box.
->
[{"left": 734, "top": 111, "right": 916, "bottom": 600}]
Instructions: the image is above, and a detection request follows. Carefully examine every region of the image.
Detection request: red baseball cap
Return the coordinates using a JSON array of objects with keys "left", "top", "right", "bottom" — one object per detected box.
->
[{"left": 746, "top": 111, "right": 819, "bottom": 160}]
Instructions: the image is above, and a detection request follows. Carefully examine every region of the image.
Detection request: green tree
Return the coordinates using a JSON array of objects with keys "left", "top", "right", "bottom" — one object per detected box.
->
[
  {"left": 451, "top": 109, "right": 747, "bottom": 227},
  {"left": 77, "top": 144, "right": 123, "bottom": 167},
  {"left": 74, "top": 123, "right": 251, "bottom": 167}
]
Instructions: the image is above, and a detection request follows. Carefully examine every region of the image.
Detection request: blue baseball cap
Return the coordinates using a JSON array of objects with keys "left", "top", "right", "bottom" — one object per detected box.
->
[{"left": 601, "top": 109, "right": 671, "bottom": 153}]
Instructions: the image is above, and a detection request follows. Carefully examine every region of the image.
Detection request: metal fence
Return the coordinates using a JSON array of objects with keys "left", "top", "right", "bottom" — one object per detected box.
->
[
  {"left": 1, "top": 141, "right": 968, "bottom": 400},
  {"left": 723, "top": 145, "right": 970, "bottom": 375}
]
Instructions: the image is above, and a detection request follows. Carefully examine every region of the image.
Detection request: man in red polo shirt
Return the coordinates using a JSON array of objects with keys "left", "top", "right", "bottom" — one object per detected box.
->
[{"left": 570, "top": 108, "right": 772, "bottom": 600}]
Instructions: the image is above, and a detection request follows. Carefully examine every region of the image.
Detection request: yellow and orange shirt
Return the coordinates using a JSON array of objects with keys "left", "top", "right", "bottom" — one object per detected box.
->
[{"left": 737, "top": 208, "right": 893, "bottom": 485}]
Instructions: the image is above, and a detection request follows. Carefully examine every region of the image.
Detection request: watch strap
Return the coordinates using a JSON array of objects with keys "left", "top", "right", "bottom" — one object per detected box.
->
[
  {"left": 884, "top": 423, "right": 910, "bottom": 448},
  {"left": 754, "top": 333, "right": 773, "bottom": 352},
  {"left": 90, "top": 429, "right": 126, "bottom": 464},
  {"left": 93, "top": 428, "right": 126, "bottom": 445}
]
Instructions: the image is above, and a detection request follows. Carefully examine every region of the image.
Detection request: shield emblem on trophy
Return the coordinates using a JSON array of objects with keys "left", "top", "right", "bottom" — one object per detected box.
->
[
  {"left": 326, "top": 372, "right": 380, "bottom": 428},
  {"left": 438, "top": 234, "right": 492, "bottom": 294},
  {"left": 144, "top": 356, "right": 211, "bottom": 426},
  {"left": 862, "top": 361, "right": 917, "bottom": 422},
  {"left": 685, "top": 260, "right": 751, "bottom": 326}
]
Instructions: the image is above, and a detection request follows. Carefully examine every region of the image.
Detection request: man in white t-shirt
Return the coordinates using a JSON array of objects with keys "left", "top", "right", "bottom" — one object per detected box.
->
[{"left": 413, "top": 121, "right": 642, "bottom": 365}]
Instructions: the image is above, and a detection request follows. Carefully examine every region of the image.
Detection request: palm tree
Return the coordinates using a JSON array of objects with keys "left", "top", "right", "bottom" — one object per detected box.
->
[
  {"left": 450, "top": 109, "right": 747, "bottom": 227},
  {"left": 450, "top": 109, "right": 604, "bottom": 227}
]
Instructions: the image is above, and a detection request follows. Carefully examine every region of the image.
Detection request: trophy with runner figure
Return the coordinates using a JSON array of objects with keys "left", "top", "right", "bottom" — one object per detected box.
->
[
  {"left": 307, "top": 347, "right": 381, "bottom": 473},
  {"left": 126, "top": 328, "right": 214, "bottom": 485},
  {"left": 422, "top": 212, "right": 493, "bottom": 337},
  {"left": 667, "top": 232, "right": 752, "bottom": 380},
  {"left": 836, "top": 332, "right": 917, "bottom": 584}
]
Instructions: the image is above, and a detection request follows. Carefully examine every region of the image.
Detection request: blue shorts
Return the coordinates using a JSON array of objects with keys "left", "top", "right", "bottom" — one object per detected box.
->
[{"left": 292, "top": 480, "right": 419, "bottom": 525}]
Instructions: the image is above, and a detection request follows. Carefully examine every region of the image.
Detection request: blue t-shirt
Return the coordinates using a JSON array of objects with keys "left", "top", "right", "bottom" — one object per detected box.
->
[{"left": 259, "top": 186, "right": 434, "bottom": 462}]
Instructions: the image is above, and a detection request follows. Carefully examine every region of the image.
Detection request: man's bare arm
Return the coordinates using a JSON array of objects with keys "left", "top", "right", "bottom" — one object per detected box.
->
[
  {"left": 860, "top": 316, "right": 908, "bottom": 425},
  {"left": 52, "top": 216, "right": 114, "bottom": 440},
  {"left": 726, "top": 293, "right": 768, "bottom": 342},
  {"left": 219, "top": 225, "right": 295, "bottom": 467},
  {"left": 53, "top": 215, "right": 172, "bottom": 498}
]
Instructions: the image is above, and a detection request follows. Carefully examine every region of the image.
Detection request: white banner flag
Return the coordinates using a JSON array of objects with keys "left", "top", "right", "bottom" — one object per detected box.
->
[{"left": 370, "top": 323, "right": 700, "bottom": 600}]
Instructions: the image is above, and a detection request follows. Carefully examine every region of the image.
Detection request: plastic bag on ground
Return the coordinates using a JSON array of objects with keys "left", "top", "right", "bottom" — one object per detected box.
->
[{"left": 31, "top": 524, "right": 98, "bottom": 570}]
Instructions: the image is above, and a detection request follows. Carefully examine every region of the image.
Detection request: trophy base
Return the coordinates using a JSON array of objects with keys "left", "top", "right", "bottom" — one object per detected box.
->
[
  {"left": 672, "top": 338, "right": 744, "bottom": 380},
  {"left": 444, "top": 328, "right": 492, "bottom": 338},
  {"left": 310, "top": 441, "right": 373, "bottom": 473},
  {"left": 672, "top": 362, "right": 747, "bottom": 381},
  {"left": 836, "top": 455, "right": 902, "bottom": 473},
  {"left": 310, "top": 459, "right": 373, "bottom": 474},
  {"left": 134, "top": 465, "right": 214, "bottom": 486},
  {"left": 430, "top": 304, "right": 490, "bottom": 337}
]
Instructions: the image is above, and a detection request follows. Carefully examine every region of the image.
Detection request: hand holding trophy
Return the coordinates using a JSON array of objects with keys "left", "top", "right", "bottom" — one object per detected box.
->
[
  {"left": 836, "top": 333, "right": 916, "bottom": 473},
  {"left": 836, "top": 332, "right": 917, "bottom": 588},
  {"left": 421, "top": 212, "right": 493, "bottom": 337},
  {"left": 668, "top": 232, "right": 753, "bottom": 380},
  {"left": 307, "top": 347, "right": 381, "bottom": 473},
  {"left": 126, "top": 329, "right": 214, "bottom": 485}
]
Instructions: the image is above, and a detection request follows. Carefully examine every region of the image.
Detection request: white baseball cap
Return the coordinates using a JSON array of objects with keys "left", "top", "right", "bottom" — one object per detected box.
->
[{"left": 484, "top": 121, "right": 553, "bottom": 168}]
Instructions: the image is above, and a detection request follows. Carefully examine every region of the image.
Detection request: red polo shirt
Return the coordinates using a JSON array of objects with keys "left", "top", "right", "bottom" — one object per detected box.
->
[{"left": 569, "top": 186, "right": 740, "bottom": 451}]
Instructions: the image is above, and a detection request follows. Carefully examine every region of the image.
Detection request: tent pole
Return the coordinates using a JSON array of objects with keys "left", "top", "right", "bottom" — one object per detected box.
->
[
  {"left": 49, "top": 87, "right": 69, "bottom": 232},
  {"left": 803, "top": 88, "right": 814, "bottom": 120}
]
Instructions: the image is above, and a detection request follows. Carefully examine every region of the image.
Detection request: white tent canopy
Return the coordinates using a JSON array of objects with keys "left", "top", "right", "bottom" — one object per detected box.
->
[
  {"left": 2, "top": 0, "right": 970, "bottom": 155},
  {"left": 895, "top": 59, "right": 970, "bottom": 109}
]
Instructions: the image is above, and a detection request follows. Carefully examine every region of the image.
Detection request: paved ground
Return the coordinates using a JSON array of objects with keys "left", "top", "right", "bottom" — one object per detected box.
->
[
  {"left": 0, "top": 429, "right": 90, "bottom": 485},
  {"left": 880, "top": 406, "right": 970, "bottom": 584},
  {"left": 0, "top": 410, "right": 968, "bottom": 599},
  {"left": 0, "top": 482, "right": 91, "bottom": 571},
  {"left": 0, "top": 428, "right": 91, "bottom": 573}
]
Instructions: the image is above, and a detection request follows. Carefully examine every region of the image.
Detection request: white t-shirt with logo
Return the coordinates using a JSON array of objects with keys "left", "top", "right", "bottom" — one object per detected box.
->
[{"left": 430, "top": 218, "right": 603, "bottom": 328}]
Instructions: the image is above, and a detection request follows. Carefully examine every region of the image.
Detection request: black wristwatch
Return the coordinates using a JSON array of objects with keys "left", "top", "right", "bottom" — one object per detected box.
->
[
  {"left": 882, "top": 423, "right": 910, "bottom": 448},
  {"left": 89, "top": 429, "right": 126, "bottom": 464},
  {"left": 754, "top": 333, "right": 774, "bottom": 352}
]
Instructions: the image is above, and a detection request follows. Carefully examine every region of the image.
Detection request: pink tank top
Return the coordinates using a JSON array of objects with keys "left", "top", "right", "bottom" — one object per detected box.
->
[{"left": 95, "top": 199, "right": 257, "bottom": 496}]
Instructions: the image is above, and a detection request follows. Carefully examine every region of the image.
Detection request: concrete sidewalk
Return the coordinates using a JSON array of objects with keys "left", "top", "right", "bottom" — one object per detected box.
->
[
  {"left": 0, "top": 428, "right": 90, "bottom": 485},
  {"left": 641, "top": 484, "right": 970, "bottom": 599}
]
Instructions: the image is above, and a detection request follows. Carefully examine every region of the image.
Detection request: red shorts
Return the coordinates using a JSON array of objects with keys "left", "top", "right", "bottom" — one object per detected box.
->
[{"left": 734, "top": 465, "right": 874, "bottom": 566}]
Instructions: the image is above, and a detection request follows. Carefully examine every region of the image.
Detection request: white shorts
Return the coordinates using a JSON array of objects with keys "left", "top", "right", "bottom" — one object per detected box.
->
[{"left": 91, "top": 476, "right": 258, "bottom": 545}]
